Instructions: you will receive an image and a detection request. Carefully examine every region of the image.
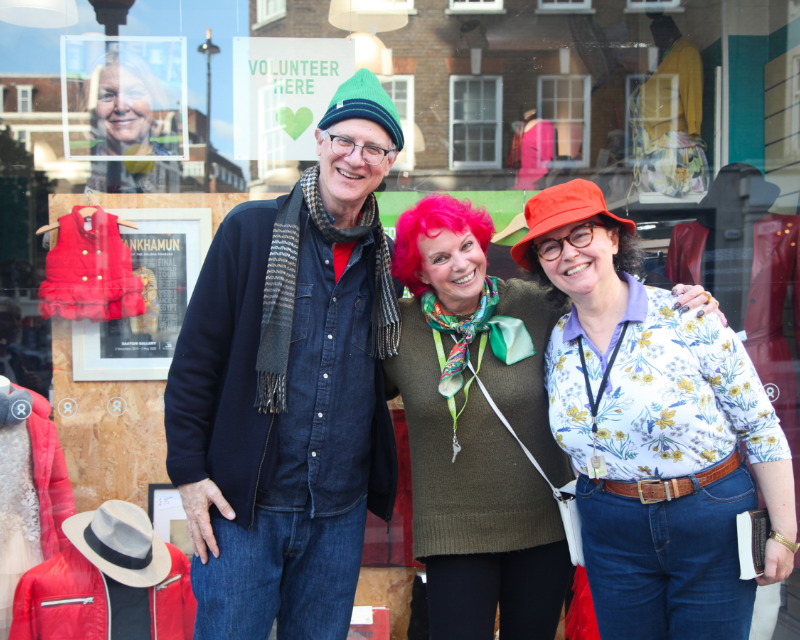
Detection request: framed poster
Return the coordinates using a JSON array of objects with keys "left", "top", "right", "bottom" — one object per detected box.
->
[
  {"left": 72, "top": 208, "right": 212, "bottom": 381},
  {"left": 61, "top": 35, "right": 190, "bottom": 161},
  {"left": 148, "top": 483, "right": 192, "bottom": 558}
]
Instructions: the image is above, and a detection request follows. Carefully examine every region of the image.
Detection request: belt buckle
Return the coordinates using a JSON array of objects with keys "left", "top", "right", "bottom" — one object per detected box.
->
[{"left": 637, "top": 479, "right": 665, "bottom": 504}]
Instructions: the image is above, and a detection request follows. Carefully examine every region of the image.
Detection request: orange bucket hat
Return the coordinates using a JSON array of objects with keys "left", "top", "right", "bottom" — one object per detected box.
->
[{"left": 510, "top": 179, "right": 637, "bottom": 271}]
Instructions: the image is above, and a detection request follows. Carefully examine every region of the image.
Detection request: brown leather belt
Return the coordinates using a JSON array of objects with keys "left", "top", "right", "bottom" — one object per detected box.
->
[{"left": 594, "top": 450, "right": 744, "bottom": 504}]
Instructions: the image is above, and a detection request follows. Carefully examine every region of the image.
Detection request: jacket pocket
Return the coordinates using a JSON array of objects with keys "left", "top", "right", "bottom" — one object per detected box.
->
[
  {"left": 352, "top": 294, "right": 374, "bottom": 354},
  {"left": 155, "top": 574, "right": 182, "bottom": 591},
  {"left": 290, "top": 284, "right": 313, "bottom": 343},
  {"left": 40, "top": 596, "right": 95, "bottom": 607}
]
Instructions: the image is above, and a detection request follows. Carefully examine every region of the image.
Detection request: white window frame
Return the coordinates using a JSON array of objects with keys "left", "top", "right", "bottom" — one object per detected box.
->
[
  {"left": 253, "top": 0, "right": 286, "bottom": 30},
  {"left": 449, "top": 75, "right": 503, "bottom": 170},
  {"left": 17, "top": 84, "right": 32, "bottom": 113},
  {"left": 14, "top": 128, "right": 31, "bottom": 151},
  {"left": 379, "top": 75, "right": 415, "bottom": 171},
  {"left": 537, "top": 74, "right": 591, "bottom": 169},
  {"left": 625, "top": 72, "right": 679, "bottom": 165},
  {"left": 0, "top": 85, "right": 6, "bottom": 112},
  {"left": 536, "top": 0, "right": 593, "bottom": 13},
  {"left": 625, "top": 0, "right": 683, "bottom": 12},
  {"left": 446, "top": 0, "right": 505, "bottom": 15}
]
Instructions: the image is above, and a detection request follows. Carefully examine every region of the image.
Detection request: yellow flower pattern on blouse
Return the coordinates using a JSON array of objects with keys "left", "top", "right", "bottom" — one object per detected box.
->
[{"left": 544, "top": 285, "right": 791, "bottom": 481}]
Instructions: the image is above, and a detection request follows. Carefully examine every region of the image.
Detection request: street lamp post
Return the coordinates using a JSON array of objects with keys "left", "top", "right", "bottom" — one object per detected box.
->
[{"left": 198, "top": 29, "right": 220, "bottom": 192}]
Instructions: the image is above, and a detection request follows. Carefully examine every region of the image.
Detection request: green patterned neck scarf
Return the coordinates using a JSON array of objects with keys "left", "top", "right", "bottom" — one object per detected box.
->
[{"left": 421, "top": 276, "right": 536, "bottom": 398}]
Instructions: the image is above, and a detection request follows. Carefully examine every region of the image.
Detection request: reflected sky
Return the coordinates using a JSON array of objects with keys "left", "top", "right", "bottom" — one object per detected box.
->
[{"left": 0, "top": 0, "right": 249, "bottom": 177}]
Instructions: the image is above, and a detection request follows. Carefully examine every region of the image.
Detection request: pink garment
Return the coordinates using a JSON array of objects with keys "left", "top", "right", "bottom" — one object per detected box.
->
[{"left": 514, "top": 120, "right": 555, "bottom": 190}]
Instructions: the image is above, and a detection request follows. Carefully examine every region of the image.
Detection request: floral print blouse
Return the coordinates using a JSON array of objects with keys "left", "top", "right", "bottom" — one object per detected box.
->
[{"left": 544, "top": 275, "right": 791, "bottom": 481}]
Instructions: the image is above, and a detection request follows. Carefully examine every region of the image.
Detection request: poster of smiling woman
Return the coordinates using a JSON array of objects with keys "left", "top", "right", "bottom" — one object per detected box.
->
[{"left": 60, "top": 36, "right": 189, "bottom": 192}]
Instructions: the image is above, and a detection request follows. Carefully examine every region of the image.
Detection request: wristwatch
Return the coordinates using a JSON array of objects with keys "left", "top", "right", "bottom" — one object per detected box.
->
[{"left": 769, "top": 531, "right": 800, "bottom": 554}]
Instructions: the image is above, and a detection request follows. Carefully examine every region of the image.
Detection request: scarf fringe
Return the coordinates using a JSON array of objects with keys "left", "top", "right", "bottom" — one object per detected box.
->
[
  {"left": 373, "top": 320, "right": 402, "bottom": 359},
  {"left": 255, "top": 371, "right": 288, "bottom": 414}
]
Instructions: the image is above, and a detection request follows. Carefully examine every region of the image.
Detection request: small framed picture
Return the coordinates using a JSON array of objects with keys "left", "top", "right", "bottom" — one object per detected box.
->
[{"left": 71, "top": 207, "right": 212, "bottom": 381}]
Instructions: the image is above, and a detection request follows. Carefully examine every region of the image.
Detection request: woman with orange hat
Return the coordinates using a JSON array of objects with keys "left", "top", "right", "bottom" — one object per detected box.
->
[
  {"left": 385, "top": 192, "right": 715, "bottom": 640},
  {"left": 510, "top": 179, "right": 796, "bottom": 639}
]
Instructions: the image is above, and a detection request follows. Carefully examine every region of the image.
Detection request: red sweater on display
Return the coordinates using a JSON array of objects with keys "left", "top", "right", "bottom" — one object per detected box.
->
[{"left": 39, "top": 206, "right": 145, "bottom": 322}]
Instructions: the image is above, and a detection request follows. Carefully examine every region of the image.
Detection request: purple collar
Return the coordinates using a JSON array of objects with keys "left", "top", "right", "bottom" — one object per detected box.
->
[{"left": 562, "top": 272, "right": 648, "bottom": 342}]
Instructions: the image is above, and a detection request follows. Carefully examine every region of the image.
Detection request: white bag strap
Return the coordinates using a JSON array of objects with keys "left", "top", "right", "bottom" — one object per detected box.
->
[{"left": 458, "top": 336, "right": 565, "bottom": 501}]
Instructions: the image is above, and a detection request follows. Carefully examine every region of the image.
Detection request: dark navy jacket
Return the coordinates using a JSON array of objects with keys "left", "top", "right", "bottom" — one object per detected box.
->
[{"left": 164, "top": 196, "right": 399, "bottom": 529}]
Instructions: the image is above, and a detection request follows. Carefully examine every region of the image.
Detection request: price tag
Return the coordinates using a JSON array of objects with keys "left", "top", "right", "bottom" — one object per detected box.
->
[{"left": 350, "top": 606, "right": 373, "bottom": 625}]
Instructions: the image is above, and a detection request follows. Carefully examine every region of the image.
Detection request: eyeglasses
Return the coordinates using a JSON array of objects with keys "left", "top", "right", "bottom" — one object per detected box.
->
[
  {"left": 328, "top": 133, "right": 392, "bottom": 166},
  {"left": 534, "top": 221, "right": 606, "bottom": 261}
]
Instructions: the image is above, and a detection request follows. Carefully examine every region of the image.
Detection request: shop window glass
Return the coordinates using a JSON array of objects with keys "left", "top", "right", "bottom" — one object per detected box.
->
[
  {"left": 450, "top": 75, "right": 502, "bottom": 169},
  {"left": 538, "top": 75, "right": 589, "bottom": 167}
]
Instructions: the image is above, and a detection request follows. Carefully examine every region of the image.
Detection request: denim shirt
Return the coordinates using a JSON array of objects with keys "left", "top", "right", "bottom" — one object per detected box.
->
[{"left": 257, "top": 209, "right": 377, "bottom": 517}]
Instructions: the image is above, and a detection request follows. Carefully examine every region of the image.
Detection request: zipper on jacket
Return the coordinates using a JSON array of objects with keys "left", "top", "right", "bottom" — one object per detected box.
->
[
  {"left": 155, "top": 574, "right": 181, "bottom": 591},
  {"left": 152, "top": 581, "right": 158, "bottom": 640},
  {"left": 250, "top": 414, "right": 276, "bottom": 528},
  {"left": 41, "top": 596, "right": 94, "bottom": 607},
  {"left": 100, "top": 571, "right": 111, "bottom": 640}
]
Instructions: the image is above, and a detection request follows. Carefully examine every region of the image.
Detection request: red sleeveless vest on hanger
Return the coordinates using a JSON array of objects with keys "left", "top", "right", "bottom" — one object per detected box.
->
[{"left": 39, "top": 206, "right": 145, "bottom": 322}]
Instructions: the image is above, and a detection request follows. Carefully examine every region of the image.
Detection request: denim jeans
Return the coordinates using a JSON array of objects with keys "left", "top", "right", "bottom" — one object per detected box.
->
[
  {"left": 575, "top": 461, "right": 758, "bottom": 640},
  {"left": 191, "top": 497, "right": 368, "bottom": 640}
]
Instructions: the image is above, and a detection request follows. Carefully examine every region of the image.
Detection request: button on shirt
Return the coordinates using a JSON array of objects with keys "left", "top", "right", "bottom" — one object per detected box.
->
[{"left": 257, "top": 211, "right": 377, "bottom": 517}]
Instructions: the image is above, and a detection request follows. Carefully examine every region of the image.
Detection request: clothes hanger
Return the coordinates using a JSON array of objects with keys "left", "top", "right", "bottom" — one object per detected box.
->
[
  {"left": 35, "top": 206, "right": 138, "bottom": 236},
  {"left": 492, "top": 212, "right": 527, "bottom": 243}
]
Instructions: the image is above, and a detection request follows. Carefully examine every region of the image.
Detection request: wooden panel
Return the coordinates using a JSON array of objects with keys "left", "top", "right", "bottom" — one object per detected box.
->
[
  {"left": 765, "top": 103, "right": 800, "bottom": 145},
  {"left": 765, "top": 82, "right": 796, "bottom": 118},
  {"left": 765, "top": 140, "right": 800, "bottom": 172},
  {"left": 49, "top": 193, "right": 250, "bottom": 513},
  {"left": 764, "top": 43, "right": 800, "bottom": 91}
]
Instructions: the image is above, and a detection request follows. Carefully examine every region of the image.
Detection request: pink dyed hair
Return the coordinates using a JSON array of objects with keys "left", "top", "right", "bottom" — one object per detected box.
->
[{"left": 392, "top": 194, "right": 495, "bottom": 297}]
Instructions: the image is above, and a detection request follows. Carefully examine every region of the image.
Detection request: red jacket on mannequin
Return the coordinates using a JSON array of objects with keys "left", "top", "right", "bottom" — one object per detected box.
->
[{"left": 10, "top": 543, "right": 196, "bottom": 640}]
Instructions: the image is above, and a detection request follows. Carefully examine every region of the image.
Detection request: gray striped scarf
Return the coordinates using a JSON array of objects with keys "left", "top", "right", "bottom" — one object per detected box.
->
[{"left": 255, "top": 165, "right": 401, "bottom": 414}]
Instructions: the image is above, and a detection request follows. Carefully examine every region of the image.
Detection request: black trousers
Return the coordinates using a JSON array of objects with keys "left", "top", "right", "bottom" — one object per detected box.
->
[{"left": 425, "top": 539, "right": 573, "bottom": 640}]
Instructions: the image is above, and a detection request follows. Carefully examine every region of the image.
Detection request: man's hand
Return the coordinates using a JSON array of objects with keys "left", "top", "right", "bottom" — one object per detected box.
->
[
  {"left": 756, "top": 538, "right": 795, "bottom": 586},
  {"left": 177, "top": 479, "right": 236, "bottom": 564},
  {"left": 671, "top": 284, "right": 728, "bottom": 327}
]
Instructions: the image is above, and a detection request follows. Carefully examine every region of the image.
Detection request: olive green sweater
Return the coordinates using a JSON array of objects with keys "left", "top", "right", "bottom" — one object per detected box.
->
[{"left": 383, "top": 279, "right": 574, "bottom": 560}]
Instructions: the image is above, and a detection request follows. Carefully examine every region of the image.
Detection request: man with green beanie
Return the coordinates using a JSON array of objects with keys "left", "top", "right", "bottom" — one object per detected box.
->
[{"left": 164, "top": 68, "right": 404, "bottom": 639}]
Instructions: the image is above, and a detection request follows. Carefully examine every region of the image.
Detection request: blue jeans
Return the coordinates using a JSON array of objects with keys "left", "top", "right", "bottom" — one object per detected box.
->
[
  {"left": 575, "top": 462, "right": 758, "bottom": 640},
  {"left": 191, "top": 497, "right": 368, "bottom": 640}
]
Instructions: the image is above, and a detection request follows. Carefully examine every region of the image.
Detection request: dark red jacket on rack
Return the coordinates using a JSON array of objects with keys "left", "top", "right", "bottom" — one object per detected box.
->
[
  {"left": 666, "top": 216, "right": 800, "bottom": 564},
  {"left": 11, "top": 382, "right": 76, "bottom": 560},
  {"left": 10, "top": 543, "right": 196, "bottom": 640},
  {"left": 39, "top": 206, "right": 145, "bottom": 322}
]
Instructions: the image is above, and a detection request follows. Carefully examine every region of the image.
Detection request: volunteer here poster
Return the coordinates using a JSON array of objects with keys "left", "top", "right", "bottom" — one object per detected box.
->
[{"left": 233, "top": 37, "right": 356, "bottom": 162}]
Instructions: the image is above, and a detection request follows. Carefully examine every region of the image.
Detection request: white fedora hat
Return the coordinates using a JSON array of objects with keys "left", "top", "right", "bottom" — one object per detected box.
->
[{"left": 62, "top": 500, "right": 171, "bottom": 588}]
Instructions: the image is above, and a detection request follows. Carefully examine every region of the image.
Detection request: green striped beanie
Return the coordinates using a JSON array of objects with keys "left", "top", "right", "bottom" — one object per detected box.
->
[{"left": 318, "top": 68, "right": 404, "bottom": 151}]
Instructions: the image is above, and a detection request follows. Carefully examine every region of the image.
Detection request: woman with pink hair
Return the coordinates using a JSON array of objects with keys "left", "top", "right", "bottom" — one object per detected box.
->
[{"left": 383, "top": 193, "right": 715, "bottom": 640}]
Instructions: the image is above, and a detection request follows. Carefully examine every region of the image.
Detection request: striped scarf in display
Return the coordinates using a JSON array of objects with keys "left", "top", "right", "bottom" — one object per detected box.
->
[{"left": 255, "top": 165, "right": 401, "bottom": 413}]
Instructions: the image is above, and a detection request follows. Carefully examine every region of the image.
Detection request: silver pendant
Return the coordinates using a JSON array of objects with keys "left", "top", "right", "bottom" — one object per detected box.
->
[{"left": 452, "top": 436, "right": 462, "bottom": 463}]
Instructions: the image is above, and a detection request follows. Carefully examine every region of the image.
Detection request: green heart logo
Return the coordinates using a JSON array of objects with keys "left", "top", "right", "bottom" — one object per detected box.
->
[{"left": 276, "top": 107, "right": 313, "bottom": 141}]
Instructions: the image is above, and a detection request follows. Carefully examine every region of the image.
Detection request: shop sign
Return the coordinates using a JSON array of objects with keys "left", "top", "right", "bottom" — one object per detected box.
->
[{"left": 233, "top": 37, "right": 355, "bottom": 161}]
